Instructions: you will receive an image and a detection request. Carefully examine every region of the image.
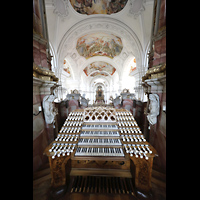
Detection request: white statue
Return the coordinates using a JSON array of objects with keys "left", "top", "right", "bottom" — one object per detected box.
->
[
  {"left": 113, "top": 95, "right": 121, "bottom": 106},
  {"left": 43, "top": 88, "right": 58, "bottom": 124},
  {"left": 147, "top": 94, "right": 160, "bottom": 125}
]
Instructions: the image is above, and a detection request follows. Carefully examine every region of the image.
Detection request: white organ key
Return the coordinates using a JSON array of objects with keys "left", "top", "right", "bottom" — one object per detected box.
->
[
  {"left": 57, "top": 151, "right": 61, "bottom": 157},
  {"left": 139, "top": 152, "right": 143, "bottom": 158},
  {"left": 113, "top": 147, "right": 116, "bottom": 156},
  {"left": 49, "top": 143, "right": 56, "bottom": 152},
  {"left": 62, "top": 135, "right": 67, "bottom": 141},
  {"left": 109, "top": 148, "right": 112, "bottom": 156},
  {"left": 52, "top": 152, "right": 57, "bottom": 159},
  {"left": 53, "top": 145, "right": 59, "bottom": 152},
  {"left": 70, "top": 136, "right": 74, "bottom": 141},
  {"left": 59, "top": 136, "right": 63, "bottom": 141},
  {"left": 74, "top": 135, "right": 78, "bottom": 141},
  {"left": 85, "top": 147, "right": 88, "bottom": 155}
]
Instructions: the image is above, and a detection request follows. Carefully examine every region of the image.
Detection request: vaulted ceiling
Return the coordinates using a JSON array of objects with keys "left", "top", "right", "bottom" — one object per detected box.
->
[{"left": 45, "top": 0, "right": 154, "bottom": 100}]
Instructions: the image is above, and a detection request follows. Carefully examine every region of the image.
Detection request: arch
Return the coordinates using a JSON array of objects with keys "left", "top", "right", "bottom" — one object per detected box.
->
[
  {"left": 57, "top": 16, "right": 143, "bottom": 72},
  {"left": 88, "top": 70, "right": 112, "bottom": 78},
  {"left": 121, "top": 53, "right": 136, "bottom": 79},
  {"left": 92, "top": 77, "right": 110, "bottom": 103},
  {"left": 55, "top": 16, "right": 144, "bottom": 100},
  {"left": 120, "top": 54, "right": 136, "bottom": 93},
  {"left": 90, "top": 75, "right": 110, "bottom": 88}
]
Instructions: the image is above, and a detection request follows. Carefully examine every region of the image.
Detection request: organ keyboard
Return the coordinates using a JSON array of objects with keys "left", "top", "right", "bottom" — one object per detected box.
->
[
  {"left": 80, "top": 131, "right": 120, "bottom": 137},
  {"left": 75, "top": 147, "right": 124, "bottom": 157},
  {"left": 77, "top": 138, "right": 122, "bottom": 146},
  {"left": 44, "top": 107, "right": 157, "bottom": 198},
  {"left": 82, "top": 124, "right": 118, "bottom": 129}
]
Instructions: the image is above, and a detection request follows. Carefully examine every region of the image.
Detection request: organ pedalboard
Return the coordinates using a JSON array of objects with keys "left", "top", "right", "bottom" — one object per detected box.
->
[{"left": 44, "top": 106, "right": 157, "bottom": 195}]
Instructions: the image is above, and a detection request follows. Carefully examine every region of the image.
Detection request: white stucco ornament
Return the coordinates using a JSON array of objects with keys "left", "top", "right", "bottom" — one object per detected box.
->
[
  {"left": 147, "top": 94, "right": 160, "bottom": 125},
  {"left": 53, "top": 0, "right": 69, "bottom": 19}
]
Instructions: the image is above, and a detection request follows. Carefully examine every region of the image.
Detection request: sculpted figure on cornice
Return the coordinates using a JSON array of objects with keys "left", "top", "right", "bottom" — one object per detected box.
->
[
  {"left": 147, "top": 94, "right": 160, "bottom": 125},
  {"left": 42, "top": 86, "right": 58, "bottom": 124}
]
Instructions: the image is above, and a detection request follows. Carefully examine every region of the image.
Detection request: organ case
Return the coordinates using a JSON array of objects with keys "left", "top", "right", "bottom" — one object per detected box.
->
[{"left": 44, "top": 106, "right": 157, "bottom": 197}]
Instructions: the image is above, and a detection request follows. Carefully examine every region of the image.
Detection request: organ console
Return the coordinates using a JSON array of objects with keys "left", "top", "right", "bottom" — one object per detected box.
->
[{"left": 44, "top": 106, "right": 157, "bottom": 198}]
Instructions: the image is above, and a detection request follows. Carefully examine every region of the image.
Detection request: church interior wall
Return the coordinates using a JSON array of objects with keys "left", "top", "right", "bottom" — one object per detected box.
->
[
  {"left": 33, "top": 84, "right": 48, "bottom": 172},
  {"left": 33, "top": 0, "right": 60, "bottom": 172},
  {"left": 142, "top": 0, "right": 166, "bottom": 172},
  {"left": 33, "top": 80, "right": 56, "bottom": 172},
  {"left": 148, "top": 92, "right": 166, "bottom": 171}
]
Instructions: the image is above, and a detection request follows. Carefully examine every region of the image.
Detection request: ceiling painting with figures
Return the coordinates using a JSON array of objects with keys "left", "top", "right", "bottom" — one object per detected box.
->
[
  {"left": 83, "top": 61, "right": 116, "bottom": 77},
  {"left": 76, "top": 32, "right": 123, "bottom": 59},
  {"left": 69, "top": 0, "right": 128, "bottom": 15}
]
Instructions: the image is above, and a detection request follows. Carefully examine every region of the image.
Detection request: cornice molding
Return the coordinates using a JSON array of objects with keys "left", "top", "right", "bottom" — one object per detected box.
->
[{"left": 33, "top": 33, "right": 48, "bottom": 45}]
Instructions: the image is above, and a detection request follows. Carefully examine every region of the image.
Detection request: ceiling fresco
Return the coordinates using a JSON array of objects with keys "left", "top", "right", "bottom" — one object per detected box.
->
[
  {"left": 76, "top": 32, "right": 123, "bottom": 59},
  {"left": 83, "top": 61, "right": 116, "bottom": 77},
  {"left": 69, "top": 0, "right": 128, "bottom": 15},
  {"left": 129, "top": 58, "right": 137, "bottom": 76},
  {"left": 90, "top": 72, "right": 108, "bottom": 77},
  {"left": 63, "top": 59, "right": 71, "bottom": 77}
]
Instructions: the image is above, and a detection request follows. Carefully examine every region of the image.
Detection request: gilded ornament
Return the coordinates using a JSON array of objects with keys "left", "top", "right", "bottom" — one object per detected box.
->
[
  {"left": 142, "top": 63, "right": 166, "bottom": 82},
  {"left": 33, "top": 62, "right": 59, "bottom": 82}
]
